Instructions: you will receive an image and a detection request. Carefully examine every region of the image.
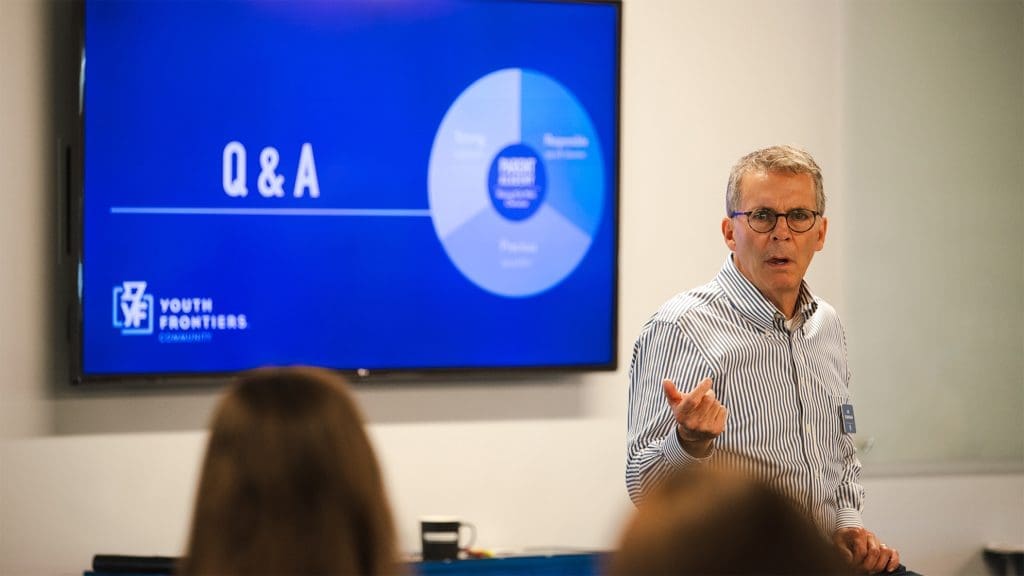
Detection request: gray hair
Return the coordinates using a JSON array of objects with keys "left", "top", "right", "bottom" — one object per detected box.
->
[{"left": 725, "top": 145, "right": 825, "bottom": 215}]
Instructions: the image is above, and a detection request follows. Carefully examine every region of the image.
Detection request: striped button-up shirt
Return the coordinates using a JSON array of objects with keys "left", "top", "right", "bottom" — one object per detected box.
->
[{"left": 626, "top": 255, "right": 864, "bottom": 534}]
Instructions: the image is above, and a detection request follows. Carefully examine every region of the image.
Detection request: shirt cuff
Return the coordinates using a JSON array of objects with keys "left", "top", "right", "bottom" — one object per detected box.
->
[
  {"left": 661, "top": 427, "right": 713, "bottom": 467},
  {"left": 835, "top": 508, "right": 864, "bottom": 531}
]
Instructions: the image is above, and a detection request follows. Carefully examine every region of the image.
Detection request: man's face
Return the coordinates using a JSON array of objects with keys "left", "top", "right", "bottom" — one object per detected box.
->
[{"left": 721, "top": 170, "right": 827, "bottom": 315}]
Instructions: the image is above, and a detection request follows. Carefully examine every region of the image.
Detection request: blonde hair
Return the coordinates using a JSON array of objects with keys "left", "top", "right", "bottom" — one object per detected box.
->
[{"left": 181, "top": 366, "right": 398, "bottom": 576}]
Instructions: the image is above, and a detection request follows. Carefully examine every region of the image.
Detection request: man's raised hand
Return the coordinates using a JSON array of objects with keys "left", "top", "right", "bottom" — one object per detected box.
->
[{"left": 662, "top": 377, "right": 727, "bottom": 457}]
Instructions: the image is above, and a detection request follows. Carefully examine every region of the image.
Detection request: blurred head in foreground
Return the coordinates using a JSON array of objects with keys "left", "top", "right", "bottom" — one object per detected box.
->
[
  {"left": 609, "top": 467, "right": 850, "bottom": 575},
  {"left": 181, "top": 366, "right": 397, "bottom": 576}
]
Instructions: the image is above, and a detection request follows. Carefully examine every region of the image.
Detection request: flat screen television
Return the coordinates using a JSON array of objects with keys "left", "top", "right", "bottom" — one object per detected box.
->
[{"left": 69, "top": 0, "right": 620, "bottom": 384}]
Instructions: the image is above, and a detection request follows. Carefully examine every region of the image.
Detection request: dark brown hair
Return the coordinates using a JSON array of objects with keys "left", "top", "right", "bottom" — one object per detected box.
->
[
  {"left": 609, "top": 467, "right": 851, "bottom": 576},
  {"left": 181, "top": 366, "right": 398, "bottom": 576}
]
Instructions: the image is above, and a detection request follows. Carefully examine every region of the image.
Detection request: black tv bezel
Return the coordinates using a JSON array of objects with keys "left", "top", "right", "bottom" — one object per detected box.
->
[{"left": 64, "top": 0, "right": 622, "bottom": 387}]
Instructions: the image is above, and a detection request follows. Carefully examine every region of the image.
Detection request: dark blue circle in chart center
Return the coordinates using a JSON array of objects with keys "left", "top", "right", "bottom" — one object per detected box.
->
[{"left": 487, "top": 144, "right": 547, "bottom": 221}]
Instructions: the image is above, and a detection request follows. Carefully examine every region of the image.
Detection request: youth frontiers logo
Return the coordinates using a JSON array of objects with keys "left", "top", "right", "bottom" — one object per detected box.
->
[
  {"left": 113, "top": 281, "right": 154, "bottom": 335},
  {"left": 112, "top": 281, "right": 248, "bottom": 343}
]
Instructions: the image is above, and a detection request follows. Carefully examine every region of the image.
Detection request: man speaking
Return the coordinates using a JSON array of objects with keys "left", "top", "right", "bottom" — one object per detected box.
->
[{"left": 626, "top": 145, "right": 904, "bottom": 574}]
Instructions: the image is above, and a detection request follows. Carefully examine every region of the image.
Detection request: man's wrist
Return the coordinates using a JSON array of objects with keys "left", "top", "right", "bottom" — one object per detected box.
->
[
  {"left": 834, "top": 507, "right": 864, "bottom": 532},
  {"left": 676, "top": 425, "right": 713, "bottom": 457},
  {"left": 662, "top": 426, "right": 712, "bottom": 466}
]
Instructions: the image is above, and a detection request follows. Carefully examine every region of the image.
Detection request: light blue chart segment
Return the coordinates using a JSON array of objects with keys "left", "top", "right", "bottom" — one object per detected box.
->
[
  {"left": 428, "top": 68, "right": 605, "bottom": 298},
  {"left": 520, "top": 71, "right": 604, "bottom": 238}
]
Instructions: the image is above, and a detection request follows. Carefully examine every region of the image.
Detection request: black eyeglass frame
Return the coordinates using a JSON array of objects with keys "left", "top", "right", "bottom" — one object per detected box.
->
[{"left": 729, "top": 208, "right": 822, "bottom": 233}]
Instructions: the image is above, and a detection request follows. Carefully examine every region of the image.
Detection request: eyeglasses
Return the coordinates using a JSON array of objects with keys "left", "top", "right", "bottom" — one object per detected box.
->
[{"left": 730, "top": 208, "right": 821, "bottom": 233}]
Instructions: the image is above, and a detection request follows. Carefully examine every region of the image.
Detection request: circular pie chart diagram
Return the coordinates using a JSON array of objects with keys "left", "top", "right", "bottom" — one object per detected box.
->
[{"left": 428, "top": 68, "right": 605, "bottom": 298}]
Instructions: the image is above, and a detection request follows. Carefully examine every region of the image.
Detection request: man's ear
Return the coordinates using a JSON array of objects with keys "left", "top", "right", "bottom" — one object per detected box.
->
[
  {"left": 722, "top": 217, "right": 737, "bottom": 251},
  {"left": 815, "top": 216, "right": 828, "bottom": 252}
]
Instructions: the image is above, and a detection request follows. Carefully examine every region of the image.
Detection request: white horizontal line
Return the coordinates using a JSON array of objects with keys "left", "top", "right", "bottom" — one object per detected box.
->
[{"left": 110, "top": 207, "right": 433, "bottom": 217}]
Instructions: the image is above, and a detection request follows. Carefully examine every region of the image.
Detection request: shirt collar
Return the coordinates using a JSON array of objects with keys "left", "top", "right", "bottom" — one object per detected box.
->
[{"left": 716, "top": 254, "right": 818, "bottom": 332}]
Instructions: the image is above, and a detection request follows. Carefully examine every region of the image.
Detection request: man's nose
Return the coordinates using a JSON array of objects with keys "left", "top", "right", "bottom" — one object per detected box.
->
[{"left": 771, "top": 217, "right": 793, "bottom": 240}]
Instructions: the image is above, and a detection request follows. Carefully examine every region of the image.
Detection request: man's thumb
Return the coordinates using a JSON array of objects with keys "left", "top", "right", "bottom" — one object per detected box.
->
[{"left": 662, "top": 379, "right": 682, "bottom": 403}]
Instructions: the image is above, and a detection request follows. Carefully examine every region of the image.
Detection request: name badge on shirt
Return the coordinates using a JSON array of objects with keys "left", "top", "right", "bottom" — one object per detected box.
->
[{"left": 840, "top": 403, "right": 857, "bottom": 434}]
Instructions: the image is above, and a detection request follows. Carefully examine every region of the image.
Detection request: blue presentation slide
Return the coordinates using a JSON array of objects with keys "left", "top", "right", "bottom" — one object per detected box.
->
[{"left": 83, "top": 0, "right": 619, "bottom": 376}]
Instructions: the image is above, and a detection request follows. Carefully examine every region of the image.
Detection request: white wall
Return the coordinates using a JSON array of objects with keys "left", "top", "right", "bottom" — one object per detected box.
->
[
  {"left": 1, "top": 1, "right": 1021, "bottom": 575},
  {"left": 842, "top": 0, "right": 1024, "bottom": 472},
  {"left": 2, "top": 432, "right": 1023, "bottom": 576}
]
